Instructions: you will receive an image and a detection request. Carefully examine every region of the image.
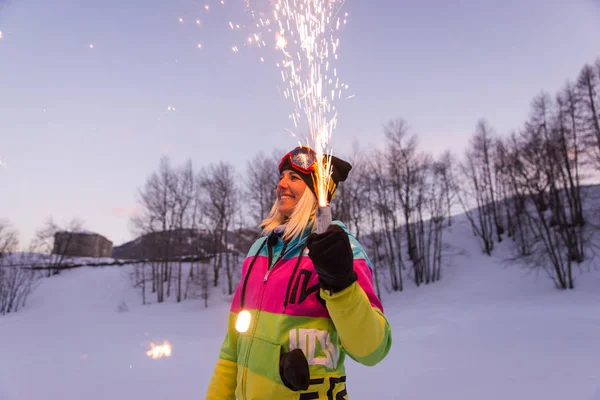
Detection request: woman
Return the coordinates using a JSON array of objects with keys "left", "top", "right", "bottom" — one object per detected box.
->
[{"left": 206, "top": 146, "right": 392, "bottom": 399}]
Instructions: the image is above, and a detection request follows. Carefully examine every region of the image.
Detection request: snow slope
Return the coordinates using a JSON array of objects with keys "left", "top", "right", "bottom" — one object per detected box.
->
[{"left": 1, "top": 215, "right": 599, "bottom": 400}]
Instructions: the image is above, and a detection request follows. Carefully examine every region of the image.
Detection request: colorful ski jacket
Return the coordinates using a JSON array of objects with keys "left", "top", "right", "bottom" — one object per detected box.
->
[{"left": 205, "top": 221, "right": 392, "bottom": 400}]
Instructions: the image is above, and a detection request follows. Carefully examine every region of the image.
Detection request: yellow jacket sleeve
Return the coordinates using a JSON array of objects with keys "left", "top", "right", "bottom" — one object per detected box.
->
[
  {"left": 321, "top": 281, "right": 392, "bottom": 366},
  {"left": 205, "top": 313, "right": 239, "bottom": 399}
]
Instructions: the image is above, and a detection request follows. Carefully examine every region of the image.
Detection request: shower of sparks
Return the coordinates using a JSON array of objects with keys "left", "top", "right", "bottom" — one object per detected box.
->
[
  {"left": 270, "top": 0, "right": 351, "bottom": 207},
  {"left": 0, "top": 31, "right": 3, "bottom": 40},
  {"left": 173, "top": 1, "right": 352, "bottom": 205},
  {"left": 207, "top": 0, "right": 352, "bottom": 206},
  {"left": 146, "top": 341, "right": 172, "bottom": 359},
  {"left": 0, "top": 157, "right": 7, "bottom": 168},
  {"left": 89, "top": 44, "right": 94, "bottom": 49}
]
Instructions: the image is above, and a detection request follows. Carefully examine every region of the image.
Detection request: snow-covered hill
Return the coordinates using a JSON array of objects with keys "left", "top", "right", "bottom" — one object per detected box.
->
[{"left": 1, "top": 213, "right": 599, "bottom": 400}]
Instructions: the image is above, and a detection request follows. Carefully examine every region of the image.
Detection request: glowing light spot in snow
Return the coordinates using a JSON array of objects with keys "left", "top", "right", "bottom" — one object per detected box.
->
[{"left": 146, "top": 341, "right": 172, "bottom": 359}]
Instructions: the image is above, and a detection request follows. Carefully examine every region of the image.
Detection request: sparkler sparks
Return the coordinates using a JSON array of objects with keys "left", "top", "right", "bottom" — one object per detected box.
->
[
  {"left": 175, "top": 0, "right": 352, "bottom": 205},
  {"left": 275, "top": 32, "right": 286, "bottom": 50},
  {"left": 0, "top": 31, "right": 3, "bottom": 40},
  {"left": 225, "top": 0, "right": 352, "bottom": 206},
  {"left": 0, "top": 157, "right": 7, "bottom": 168},
  {"left": 270, "top": 0, "right": 351, "bottom": 207},
  {"left": 146, "top": 341, "right": 172, "bottom": 359}
]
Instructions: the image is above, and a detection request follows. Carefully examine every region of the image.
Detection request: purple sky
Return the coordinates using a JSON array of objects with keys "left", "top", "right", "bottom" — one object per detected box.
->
[{"left": 1, "top": 0, "right": 599, "bottom": 248}]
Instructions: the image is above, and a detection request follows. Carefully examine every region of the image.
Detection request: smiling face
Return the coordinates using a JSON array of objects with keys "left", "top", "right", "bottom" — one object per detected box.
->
[{"left": 277, "top": 169, "right": 308, "bottom": 218}]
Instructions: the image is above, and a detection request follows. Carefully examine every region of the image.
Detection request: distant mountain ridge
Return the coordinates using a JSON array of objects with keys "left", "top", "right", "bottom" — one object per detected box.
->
[{"left": 111, "top": 228, "right": 262, "bottom": 260}]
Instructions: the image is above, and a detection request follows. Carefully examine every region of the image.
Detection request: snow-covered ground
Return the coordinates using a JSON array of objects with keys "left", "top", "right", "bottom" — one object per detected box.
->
[{"left": 1, "top": 215, "right": 600, "bottom": 400}]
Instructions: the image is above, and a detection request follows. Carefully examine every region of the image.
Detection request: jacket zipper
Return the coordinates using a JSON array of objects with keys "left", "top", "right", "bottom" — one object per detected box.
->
[
  {"left": 240, "top": 234, "right": 286, "bottom": 398},
  {"left": 241, "top": 273, "right": 268, "bottom": 399}
]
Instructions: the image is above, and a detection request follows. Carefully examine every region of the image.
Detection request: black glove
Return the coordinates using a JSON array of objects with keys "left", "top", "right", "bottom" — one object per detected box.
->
[
  {"left": 279, "top": 348, "right": 310, "bottom": 391},
  {"left": 306, "top": 224, "right": 357, "bottom": 294}
]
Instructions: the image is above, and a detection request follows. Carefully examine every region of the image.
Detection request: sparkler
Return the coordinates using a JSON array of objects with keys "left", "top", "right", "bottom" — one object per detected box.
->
[{"left": 146, "top": 340, "right": 172, "bottom": 359}]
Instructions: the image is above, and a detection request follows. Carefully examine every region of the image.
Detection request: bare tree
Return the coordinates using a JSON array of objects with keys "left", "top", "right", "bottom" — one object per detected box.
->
[
  {"left": 0, "top": 219, "right": 19, "bottom": 257},
  {"left": 0, "top": 257, "right": 42, "bottom": 315},
  {"left": 553, "top": 85, "right": 586, "bottom": 261},
  {"left": 384, "top": 119, "right": 420, "bottom": 263},
  {"left": 184, "top": 166, "right": 208, "bottom": 299},
  {"left": 494, "top": 138, "right": 517, "bottom": 240},
  {"left": 414, "top": 152, "right": 452, "bottom": 285},
  {"left": 503, "top": 133, "right": 535, "bottom": 256},
  {"left": 132, "top": 264, "right": 148, "bottom": 305},
  {"left": 429, "top": 157, "right": 450, "bottom": 281},
  {"left": 455, "top": 157, "right": 495, "bottom": 255},
  {"left": 0, "top": 224, "right": 41, "bottom": 315},
  {"left": 199, "top": 262, "right": 210, "bottom": 308},
  {"left": 365, "top": 149, "right": 403, "bottom": 292},
  {"left": 198, "top": 162, "right": 239, "bottom": 295},
  {"left": 576, "top": 61, "right": 600, "bottom": 167},
  {"left": 437, "top": 151, "right": 457, "bottom": 227},
  {"left": 455, "top": 119, "right": 503, "bottom": 255},
  {"left": 172, "top": 160, "right": 195, "bottom": 303},
  {"left": 411, "top": 154, "right": 431, "bottom": 285},
  {"left": 131, "top": 156, "right": 178, "bottom": 303},
  {"left": 245, "top": 150, "right": 280, "bottom": 228}
]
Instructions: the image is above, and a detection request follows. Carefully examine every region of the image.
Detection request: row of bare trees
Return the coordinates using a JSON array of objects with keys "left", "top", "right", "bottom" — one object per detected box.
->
[
  {"left": 131, "top": 122, "right": 455, "bottom": 304},
  {"left": 330, "top": 121, "right": 452, "bottom": 296},
  {"left": 129, "top": 151, "right": 282, "bottom": 305},
  {"left": 453, "top": 59, "right": 600, "bottom": 289},
  {"left": 129, "top": 59, "right": 599, "bottom": 303}
]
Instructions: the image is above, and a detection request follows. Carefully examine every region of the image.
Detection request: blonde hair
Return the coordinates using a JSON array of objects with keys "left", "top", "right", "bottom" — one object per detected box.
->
[{"left": 261, "top": 189, "right": 318, "bottom": 242}]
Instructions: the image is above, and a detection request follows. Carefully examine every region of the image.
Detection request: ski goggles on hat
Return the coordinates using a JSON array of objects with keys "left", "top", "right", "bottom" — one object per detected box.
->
[{"left": 279, "top": 146, "right": 317, "bottom": 174}]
